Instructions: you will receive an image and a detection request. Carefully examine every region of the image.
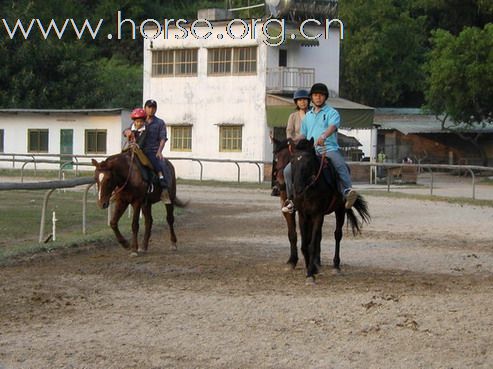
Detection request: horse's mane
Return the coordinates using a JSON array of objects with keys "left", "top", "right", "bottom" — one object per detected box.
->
[
  {"left": 98, "top": 151, "right": 130, "bottom": 170},
  {"left": 294, "top": 138, "right": 316, "bottom": 154},
  {"left": 273, "top": 138, "right": 290, "bottom": 154}
]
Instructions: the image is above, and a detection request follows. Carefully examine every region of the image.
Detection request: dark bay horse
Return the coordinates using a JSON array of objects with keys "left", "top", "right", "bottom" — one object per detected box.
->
[
  {"left": 272, "top": 138, "right": 299, "bottom": 268},
  {"left": 91, "top": 149, "right": 183, "bottom": 255},
  {"left": 291, "top": 138, "right": 370, "bottom": 283}
]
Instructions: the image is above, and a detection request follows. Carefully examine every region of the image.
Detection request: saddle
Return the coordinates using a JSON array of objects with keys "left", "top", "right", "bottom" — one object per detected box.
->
[
  {"left": 318, "top": 156, "right": 348, "bottom": 195},
  {"left": 125, "top": 146, "right": 160, "bottom": 192}
]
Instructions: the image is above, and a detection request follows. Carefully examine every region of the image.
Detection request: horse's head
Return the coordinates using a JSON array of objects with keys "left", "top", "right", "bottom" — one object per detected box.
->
[
  {"left": 91, "top": 158, "right": 116, "bottom": 209},
  {"left": 291, "top": 138, "right": 319, "bottom": 197}
]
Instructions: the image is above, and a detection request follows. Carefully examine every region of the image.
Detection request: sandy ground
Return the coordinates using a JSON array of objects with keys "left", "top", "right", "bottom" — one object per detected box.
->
[{"left": 1, "top": 184, "right": 493, "bottom": 369}]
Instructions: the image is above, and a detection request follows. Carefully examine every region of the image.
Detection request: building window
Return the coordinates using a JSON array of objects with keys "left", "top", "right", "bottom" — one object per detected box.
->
[
  {"left": 208, "top": 47, "right": 257, "bottom": 76},
  {"left": 219, "top": 125, "right": 242, "bottom": 152},
  {"left": 152, "top": 49, "right": 198, "bottom": 77},
  {"left": 28, "top": 129, "right": 48, "bottom": 153},
  {"left": 0, "top": 129, "right": 4, "bottom": 152},
  {"left": 85, "top": 129, "right": 107, "bottom": 154},
  {"left": 170, "top": 125, "right": 192, "bottom": 152},
  {"left": 279, "top": 49, "right": 287, "bottom": 67},
  {"left": 233, "top": 46, "right": 257, "bottom": 74}
]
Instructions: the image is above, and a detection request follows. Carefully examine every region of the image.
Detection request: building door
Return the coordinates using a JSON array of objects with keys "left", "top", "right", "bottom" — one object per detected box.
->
[{"left": 60, "top": 129, "right": 73, "bottom": 170}]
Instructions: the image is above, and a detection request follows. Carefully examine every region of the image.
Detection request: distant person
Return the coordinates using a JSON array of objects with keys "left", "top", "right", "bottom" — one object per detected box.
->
[{"left": 377, "top": 149, "right": 386, "bottom": 178}]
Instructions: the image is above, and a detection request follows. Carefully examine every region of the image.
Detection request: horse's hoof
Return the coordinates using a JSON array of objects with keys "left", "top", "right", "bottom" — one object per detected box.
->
[
  {"left": 170, "top": 243, "right": 177, "bottom": 251},
  {"left": 137, "top": 248, "right": 147, "bottom": 254},
  {"left": 331, "top": 268, "right": 341, "bottom": 275},
  {"left": 285, "top": 262, "right": 296, "bottom": 271},
  {"left": 129, "top": 251, "right": 139, "bottom": 257},
  {"left": 305, "top": 276, "right": 316, "bottom": 286}
]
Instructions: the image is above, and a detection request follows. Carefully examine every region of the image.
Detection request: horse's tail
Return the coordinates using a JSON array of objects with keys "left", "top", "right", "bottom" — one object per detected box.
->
[
  {"left": 345, "top": 194, "right": 371, "bottom": 235},
  {"left": 173, "top": 196, "right": 188, "bottom": 208}
]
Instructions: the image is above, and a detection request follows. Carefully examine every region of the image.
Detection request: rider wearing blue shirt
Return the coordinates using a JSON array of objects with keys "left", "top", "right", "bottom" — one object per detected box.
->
[{"left": 282, "top": 83, "right": 358, "bottom": 213}]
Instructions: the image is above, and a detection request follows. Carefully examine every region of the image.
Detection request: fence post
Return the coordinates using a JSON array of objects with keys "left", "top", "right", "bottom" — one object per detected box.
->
[
  {"left": 82, "top": 183, "right": 95, "bottom": 235},
  {"left": 39, "top": 188, "right": 56, "bottom": 243}
]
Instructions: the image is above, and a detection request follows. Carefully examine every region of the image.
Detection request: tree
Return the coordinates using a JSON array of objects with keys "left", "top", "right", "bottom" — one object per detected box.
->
[
  {"left": 424, "top": 24, "right": 493, "bottom": 165},
  {"left": 339, "top": 0, "right": 427, "bottom": 107}
]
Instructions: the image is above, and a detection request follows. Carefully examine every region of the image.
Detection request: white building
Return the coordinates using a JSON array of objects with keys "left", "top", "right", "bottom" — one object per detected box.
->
[
  {"left": 142, "top": 11, "right": 374, "bottom": 182},
  {"left": 0, "top": 109, "right": 130, "bottom": 170}
]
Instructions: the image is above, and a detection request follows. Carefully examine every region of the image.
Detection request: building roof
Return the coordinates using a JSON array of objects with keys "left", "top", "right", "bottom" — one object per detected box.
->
[
  {"left": 338, "top": 132, "right": 362, "bottom": 147},
  {"left": 0, "top": 108, "right": 127, "bottom": 115},
  {"left": 266, "top": 94, "right": 374, "bottom": 129},
  {"left": 374, "top": 108, "right": 493, "bottom": 134}
]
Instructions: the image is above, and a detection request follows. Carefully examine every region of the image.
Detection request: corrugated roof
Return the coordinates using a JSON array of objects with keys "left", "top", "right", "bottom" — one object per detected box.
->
[{"left": 376, "top": 115, "right": 493, "bottom": 135}]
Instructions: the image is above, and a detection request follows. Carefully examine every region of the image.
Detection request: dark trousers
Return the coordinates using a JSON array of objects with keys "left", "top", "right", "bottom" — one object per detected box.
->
[{"left": 144, "top": 150, "right": 170, "bottom": 186}]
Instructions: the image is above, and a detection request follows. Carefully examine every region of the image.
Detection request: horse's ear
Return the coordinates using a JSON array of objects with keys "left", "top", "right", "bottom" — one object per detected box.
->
[
  {"left": 91, "top": 159, "right": 99, "bottom": 168},
  {"left": 309, "top": 137, "right": 315, "bottom": 147}
]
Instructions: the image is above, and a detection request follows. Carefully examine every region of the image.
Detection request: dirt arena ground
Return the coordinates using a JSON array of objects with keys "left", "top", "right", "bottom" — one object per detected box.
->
[{"left": 1, "top": 184, "right": 493, "bottom": 369}]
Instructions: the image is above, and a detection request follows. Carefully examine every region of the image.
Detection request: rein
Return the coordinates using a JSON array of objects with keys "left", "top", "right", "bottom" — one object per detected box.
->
[
  {"left": 300, "top": 146, "right": 327, "bottom": 196},
  {"left": 111, "top": 149, "right": 135, "bottom": 200}
]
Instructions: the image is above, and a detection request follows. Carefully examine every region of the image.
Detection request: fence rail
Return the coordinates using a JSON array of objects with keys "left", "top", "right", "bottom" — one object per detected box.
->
[{"left": 1, "top": 159, "right": 492, "bottom": 244}]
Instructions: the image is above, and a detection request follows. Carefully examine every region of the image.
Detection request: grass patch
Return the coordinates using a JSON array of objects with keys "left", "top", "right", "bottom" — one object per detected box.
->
[
  {"left": 361, "top": 189, "right": 493, "bottom": 207},
  {"left": 0, "top": 189, "right": 181, "bottom": 264}
]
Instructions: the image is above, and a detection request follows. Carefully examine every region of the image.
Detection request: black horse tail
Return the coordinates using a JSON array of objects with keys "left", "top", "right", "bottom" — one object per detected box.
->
[{"left": 345, "top": 195, "right": 371, "bottom": 235}]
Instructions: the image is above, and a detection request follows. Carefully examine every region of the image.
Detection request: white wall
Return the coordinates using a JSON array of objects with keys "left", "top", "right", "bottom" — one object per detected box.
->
[
  {"left": 144, "top": 23, "right": 270, "bottom": 181},
  {"left": 143, "top": 21, "right": 340, "bottom": 181},
  {"left": 0, "top": 112, "right": 128, "bottom": 170}
]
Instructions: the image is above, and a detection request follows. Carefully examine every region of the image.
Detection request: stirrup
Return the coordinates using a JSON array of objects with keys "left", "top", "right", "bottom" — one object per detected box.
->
[{"left": 281, "top": 200, "right": 295, "bottom": 214}]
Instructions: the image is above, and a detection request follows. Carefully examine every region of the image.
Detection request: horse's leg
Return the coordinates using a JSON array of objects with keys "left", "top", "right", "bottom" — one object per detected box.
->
[
  {"left": 130, "top": 202, "right": 141, "bottom": 255},
  {"left": 110, "top": 201, "right": 130, "bottom": 249},
  {"left": 307, "top": 215, "right": 324, "bottom": 280},
  {"left": 299, "top": 213, "right": 312, "bottom": 271},
  {"left": 140, "top": 202, "right": 153, "bottom": 253},
  {"left": 315, "top": 217, "right": 324, "bottom": 268},
  {"left": 333, "top": 208, "right": 346, "bottom": 270},
  {"left": 283, "top": 212, "right": 298, "bottom": 269},
  {"left": 165, "top": 204, "right": 177, "bottom": 251}
]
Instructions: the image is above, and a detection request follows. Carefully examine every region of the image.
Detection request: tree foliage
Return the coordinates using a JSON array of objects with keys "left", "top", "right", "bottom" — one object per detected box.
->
[
  {"left": 425, "top": 24, "right": 493, "bottom": 126},
  {"left": 1, "top": 0, "right": 493, "bottom": 109},
  {"left": 339, "top": 0, "right": 427, "bottom": 107}
]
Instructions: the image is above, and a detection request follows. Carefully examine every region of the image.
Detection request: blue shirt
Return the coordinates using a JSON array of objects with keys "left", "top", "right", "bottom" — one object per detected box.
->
[
  {"left": 301, "top": 104, "right": 340, "bottom": 153},
  {"left": 143, "top": 115, "right": 167, "bottom": 153}
]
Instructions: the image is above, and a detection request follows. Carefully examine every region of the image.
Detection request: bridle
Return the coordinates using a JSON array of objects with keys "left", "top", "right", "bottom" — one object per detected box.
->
[{"left": 295, "top": 146, "right": 326, "bottom": 196}]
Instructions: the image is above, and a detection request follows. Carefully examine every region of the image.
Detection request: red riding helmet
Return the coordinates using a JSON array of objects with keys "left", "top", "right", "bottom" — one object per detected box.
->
[{"left": 130, "top": 108, "right": 146, "bottom": 120}]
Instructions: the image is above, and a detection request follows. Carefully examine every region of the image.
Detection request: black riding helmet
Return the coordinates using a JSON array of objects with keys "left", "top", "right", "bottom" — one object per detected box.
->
[{"left": 309, "top": 83, "right": 329, "bottom": 97}]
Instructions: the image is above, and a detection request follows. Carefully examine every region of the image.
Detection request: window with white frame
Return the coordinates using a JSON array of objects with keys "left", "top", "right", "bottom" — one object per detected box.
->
[
  {"left": 28, "top": 129, "right": 48, "bottom": 153},
  {"left": 208, "top": 47, "right": 257, "bottom": 76},
  {"left": 85, "top": 129, "right": 107, "bottom": 154},
  {"left": 170, "top": 125, "right": 192, "bottom": 152},
  {"left": 219, "top": 125, "right": 242, "bottom": 152},
  {"left": 152, "top": 49, "right": 198, "bottom": 77}
]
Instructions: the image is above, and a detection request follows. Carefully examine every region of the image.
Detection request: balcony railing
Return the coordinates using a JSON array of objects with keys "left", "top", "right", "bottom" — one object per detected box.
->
[{"left": 266, "top": 67, "right": 315, "bottom": 93}]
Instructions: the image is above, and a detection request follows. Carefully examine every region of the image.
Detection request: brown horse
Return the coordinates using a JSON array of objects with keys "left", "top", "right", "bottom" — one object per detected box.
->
[
  {"left": 91, "top": 149, "right": 183, "bottom": 255},
  {"left": 272, "top": 138, "right": 299, "bottom": 268}
]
